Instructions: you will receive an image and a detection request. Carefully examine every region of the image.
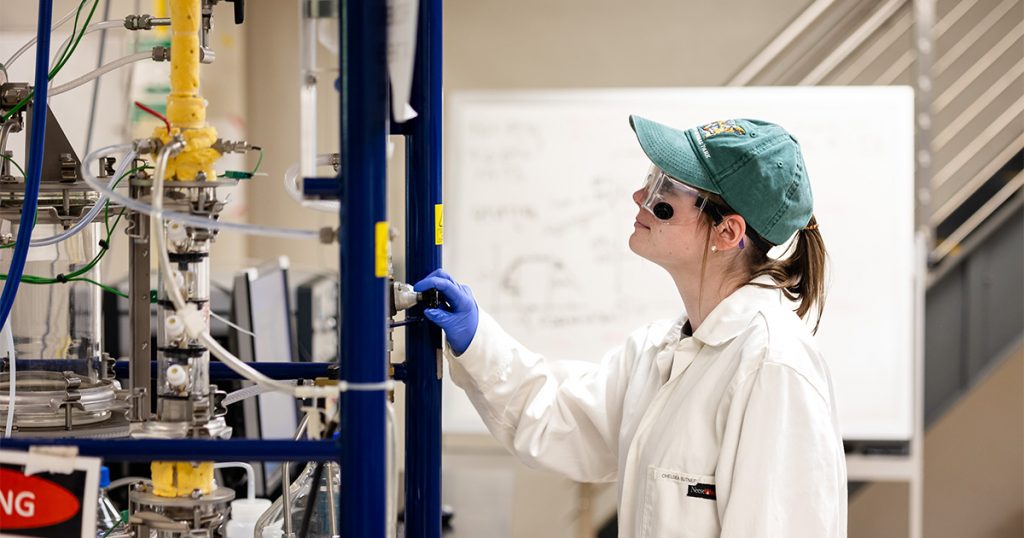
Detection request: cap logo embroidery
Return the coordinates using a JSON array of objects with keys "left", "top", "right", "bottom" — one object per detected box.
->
[
  {"left": 700, "top": 120, "right": 746, "bottom": 138},
  {"left": 691, "top": 128, "right": 712, "bottom": 159}
]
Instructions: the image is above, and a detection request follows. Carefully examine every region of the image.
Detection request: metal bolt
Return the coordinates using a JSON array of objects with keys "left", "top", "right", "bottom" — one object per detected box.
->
[{"left": 319, "top": 227, "right": 338, "bottom": 244}]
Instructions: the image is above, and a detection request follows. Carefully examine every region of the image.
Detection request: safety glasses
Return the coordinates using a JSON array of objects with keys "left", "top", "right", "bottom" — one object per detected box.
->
[{"left": 640, "top": 164, "right": 722, "bottom": 223}]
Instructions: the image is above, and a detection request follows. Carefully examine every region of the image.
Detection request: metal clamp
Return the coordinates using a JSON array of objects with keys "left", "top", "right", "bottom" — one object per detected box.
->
[
  {"left": 57, "top": 371, "right": 84, "bottom": 431},
  {"left": 100, "top": 352, "right": 117, "bottom": 381},
  {"left": 211, "top": 387, "right": 228, "bottom": 418},
  {"left": 128, "top": 387, "right": 149, "bottom": 423}
]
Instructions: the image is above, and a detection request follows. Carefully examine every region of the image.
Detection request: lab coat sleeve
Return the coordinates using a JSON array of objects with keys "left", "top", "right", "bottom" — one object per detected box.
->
[
  {"left": 446, "top": 310, "right": 643, "bottom": 483},
  {"left": 716, "top": 361, "right": 847, "bottom": 538}
]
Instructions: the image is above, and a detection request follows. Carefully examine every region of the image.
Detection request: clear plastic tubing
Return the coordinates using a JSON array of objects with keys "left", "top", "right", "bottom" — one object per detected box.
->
[
  {"left": 50, "top": 51, "right": 151, "bottom": 96},
  {"left": 284, "top": 153, "right": 338, "bottom": 212},
  {"left": 148, "top": 144, "right": 327, "bottom": 395},
  {"left": 3, "top": 6, "right": 79, "bottom": 67},
  {"left": 298, "top": 5, "right": 319, "bottom": 178},
  {"left": 48, "top": 20, "right": 127, "bottom": 81},
  {"left": 213, "top": 462, "right": 256, "bottom": 500},
  {"left": 3, "top": 319, "right": 16, "bottom": 438},
  {"left": 81, "top": 144, "right": 320, "bottom": 240},
  {"left": 29, "top": 148, "right": 136, "bottom": 247}
]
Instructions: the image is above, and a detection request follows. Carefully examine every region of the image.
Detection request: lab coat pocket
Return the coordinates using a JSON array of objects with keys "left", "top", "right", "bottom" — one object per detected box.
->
[{"left": 640, "top": 466, "right": 720, "bottom": 538}]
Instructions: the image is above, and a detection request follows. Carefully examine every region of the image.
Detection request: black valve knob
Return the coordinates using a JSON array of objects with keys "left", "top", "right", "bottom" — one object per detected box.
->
[{"left": 224, "top": 0, "right": 244, "bottom": 24}]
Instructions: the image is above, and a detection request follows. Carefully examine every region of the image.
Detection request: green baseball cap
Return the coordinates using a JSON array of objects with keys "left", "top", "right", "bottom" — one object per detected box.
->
[{"left": 629, "top": 115, "right": 813, "bottom": 246}]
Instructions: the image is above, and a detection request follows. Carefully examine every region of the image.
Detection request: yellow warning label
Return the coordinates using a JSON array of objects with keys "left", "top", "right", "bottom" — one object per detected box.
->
[
  {"left": 375, "top": 221, "right": 389, "bottom": 278},
  {"left": 435, "top": 204, "right": 444, "bottom": 245}
]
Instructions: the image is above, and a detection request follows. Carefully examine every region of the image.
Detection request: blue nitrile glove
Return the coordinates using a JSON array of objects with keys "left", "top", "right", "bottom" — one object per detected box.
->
[{"left": 413, "top": 269, "right": 479, "bottom": 355}]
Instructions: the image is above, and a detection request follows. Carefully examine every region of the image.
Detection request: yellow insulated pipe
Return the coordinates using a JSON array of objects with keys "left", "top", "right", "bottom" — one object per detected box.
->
[
  {"left": 151, "top": 461, "right": 216, "bottom": 497},
  {"left": 153, "top": 0, "right": 220, "bottom": 181},
  {"left": 150, "top": 0, "right": 217, "bottom": 499}
]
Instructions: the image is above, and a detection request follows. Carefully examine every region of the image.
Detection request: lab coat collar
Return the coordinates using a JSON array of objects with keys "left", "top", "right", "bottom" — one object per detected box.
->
[{"left": 690, "top": 275, "right": 782, "bottom": 347}]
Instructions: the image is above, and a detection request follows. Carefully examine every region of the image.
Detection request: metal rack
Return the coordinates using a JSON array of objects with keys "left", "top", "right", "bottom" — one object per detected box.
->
[{"left": 2, "top": 0, "right": 445, "bottom": 535}]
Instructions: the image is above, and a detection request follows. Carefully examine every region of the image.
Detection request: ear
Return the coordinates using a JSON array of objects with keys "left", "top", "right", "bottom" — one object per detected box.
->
[{"left": 712, "top": 214, "right": 746, "bottom": 251}]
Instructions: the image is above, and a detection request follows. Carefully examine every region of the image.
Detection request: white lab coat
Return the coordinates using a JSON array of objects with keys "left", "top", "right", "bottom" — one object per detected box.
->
[{"left": 446, "top": 276, "right": 848, "bottom": 537}]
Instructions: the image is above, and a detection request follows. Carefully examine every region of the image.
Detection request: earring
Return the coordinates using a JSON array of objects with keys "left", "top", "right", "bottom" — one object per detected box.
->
[{"left": 710, "top": 245, "right": 718, "bottom": 252}]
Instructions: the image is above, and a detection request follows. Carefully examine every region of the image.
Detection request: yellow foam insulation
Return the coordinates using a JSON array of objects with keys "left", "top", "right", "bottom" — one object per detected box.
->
[
  {"left": 151, "top": 461, "right": 214, "bottom": 497},
  {"left": 169, "top": 35, "right": 200, "bottom": 95},
  {"left": 169, "top": 0, "right": 200, "bottom": 32},
  {"left": 166, "top": 96, "right": 206, "bottom": 127},
  {"left": 151, "top": 0, "right": 219, "bottom": 181},
  {"left": 152, "top": 125, "right": 221, "bottom": 180}
]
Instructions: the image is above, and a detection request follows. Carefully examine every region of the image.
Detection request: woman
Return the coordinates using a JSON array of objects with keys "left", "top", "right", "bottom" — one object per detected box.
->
[{"left": 415, "top": 116, "right": 847, "bottom": 537}]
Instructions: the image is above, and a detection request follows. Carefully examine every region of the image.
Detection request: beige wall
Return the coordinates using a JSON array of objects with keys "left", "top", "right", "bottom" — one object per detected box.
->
[
  {"left": 242, "top": 0, "right": 814, "bottom": 271},
  {"left": 849, "top": 344, "right": 1024, "bottom": 538}
]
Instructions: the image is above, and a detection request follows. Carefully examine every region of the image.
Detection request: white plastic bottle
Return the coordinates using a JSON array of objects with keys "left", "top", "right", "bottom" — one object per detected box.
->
[
  {"left": 96, "top": 466, "right": 121, "bottom": 537},
  {"left": 225, "top": 498, "right": 273, "bottom": 538}
]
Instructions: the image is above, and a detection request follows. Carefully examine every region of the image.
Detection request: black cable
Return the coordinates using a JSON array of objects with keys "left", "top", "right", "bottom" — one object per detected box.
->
[
  {"left": 83, "top": 0, "right": 111, "bottom": 155},
  {"left": 298, "top": 461, "right": 326, "bottom": 538}
]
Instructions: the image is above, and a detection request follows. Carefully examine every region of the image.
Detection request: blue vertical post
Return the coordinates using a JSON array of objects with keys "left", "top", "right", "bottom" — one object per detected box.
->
[
  {"left": 340, "top": 0, "right": 388, "bottom": 535},
  {"left": 404, "top": 0, "right": 443, "bottom": 534}
]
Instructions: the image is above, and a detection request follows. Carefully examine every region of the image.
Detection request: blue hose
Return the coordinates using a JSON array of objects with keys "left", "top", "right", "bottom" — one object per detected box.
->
[{"left": 0, "top": 0, "right": 53, "bottom": 330}]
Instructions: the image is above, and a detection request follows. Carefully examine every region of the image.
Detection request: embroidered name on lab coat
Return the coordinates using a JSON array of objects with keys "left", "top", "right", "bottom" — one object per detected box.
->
[{"left": 658, "top": 472, "right": 699, "bottom": 484}]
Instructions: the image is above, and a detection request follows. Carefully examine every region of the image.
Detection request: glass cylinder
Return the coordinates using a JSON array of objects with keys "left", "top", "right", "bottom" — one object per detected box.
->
[
  {"left": 155, "top": 252, "right": 212, "bottom": 422},
  {"left": 0, "top": 222, "right": 103, "bottom": 378}
]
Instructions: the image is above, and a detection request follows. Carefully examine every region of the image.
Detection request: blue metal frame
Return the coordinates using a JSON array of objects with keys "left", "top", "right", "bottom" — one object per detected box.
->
[
  {"left": 0, "top": 0, "right": 51, "bottom": 330},
  {"left": 403, "top": 0, "right": 444, "bottom": 535},
  {"left": 339, "top": 0, "right": 389, "bottom": 534},
  {"left": 4, "top": 1, "right": 449, "bottom": 535}
]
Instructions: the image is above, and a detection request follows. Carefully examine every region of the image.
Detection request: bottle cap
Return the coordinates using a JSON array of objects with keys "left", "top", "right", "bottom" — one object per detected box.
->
[
  {"left": 230, "top": 498, "right": 272, "bottom": 523},
  {"left": 100, "top": 465, "right": 110, "bottom": 488}
]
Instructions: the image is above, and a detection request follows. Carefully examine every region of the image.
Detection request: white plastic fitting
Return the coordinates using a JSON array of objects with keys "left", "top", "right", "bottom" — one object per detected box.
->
[
  {"left": 179, "top": 303, "right": 207, "bottom": 340},
  {"left": 164, "top": 315, "right": 185, "bottom": 342},
  {"left": 172, "top": 270, "right": 186, "bottom": 291},
  {"left": 166, "top": 364, "right": 189, "bottom": 388},
  {"left": 166, "top": 221, "right": 188, "bottom": 245}
]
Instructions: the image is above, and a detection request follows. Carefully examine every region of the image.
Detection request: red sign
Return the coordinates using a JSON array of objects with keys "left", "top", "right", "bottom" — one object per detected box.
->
[{"left": 0, "top": 468, "right": 82, "bottom": 529}]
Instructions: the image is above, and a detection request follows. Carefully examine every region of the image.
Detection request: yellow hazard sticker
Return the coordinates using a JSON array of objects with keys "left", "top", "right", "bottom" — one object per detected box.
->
[
  {"left": 435, "top": 204, "right": 444, "bottom": 245},
  {"left": 375, "top": 221, "right": 389, "bottom": 278}
]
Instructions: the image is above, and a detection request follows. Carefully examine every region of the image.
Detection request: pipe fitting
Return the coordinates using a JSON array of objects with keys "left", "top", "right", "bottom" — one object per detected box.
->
[{"left": 123, "top": 14, "right": 171, "bottom": 30}]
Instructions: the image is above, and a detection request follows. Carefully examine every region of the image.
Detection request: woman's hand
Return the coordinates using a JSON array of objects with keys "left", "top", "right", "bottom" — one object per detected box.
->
[{"left": 413, "top": 269, "right": 479, "bottom": 355}]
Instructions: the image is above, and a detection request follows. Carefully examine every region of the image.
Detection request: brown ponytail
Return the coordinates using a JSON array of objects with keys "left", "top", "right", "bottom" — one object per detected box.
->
[
  {"left": 696, "top": 191, "right": 828, "bottom": 334},
  {"left": 748, "top": 215, "right": 827, "bottom": 334}
]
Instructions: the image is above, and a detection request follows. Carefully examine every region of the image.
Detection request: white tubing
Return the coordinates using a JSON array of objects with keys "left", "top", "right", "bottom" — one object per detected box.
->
[
  {"left": 283, "top": 154, "right": 339, "bottom": 212},
  {"left": 386, "top": 401, "right": 397, "bottom": 538},
  {"left": 50, "top": 51, "right": 150, "bottom": 96},
  {"left": 222, "top": 381, "right": 297, "bottom": 406},
  {"left": 81, "top": 144, "right": 321, "bottom": 240},
  {"left": 105, "top": 476, "right": 152, "bottom": 491},
  {"left": 209, "top": 310, "right": 254, "bottom": 338},
  {"left": 3, "top": 6, "right": 79, "bottom": 67},
  {"left": 3, "top": 318, "right": 15, "bottom": 437},
  {"left": 28, "top": 148, "right": 136, "bottom": 247},
  {"left": 213, "top": 462, "right": 256, "bottom": 501},
  {"left": 149, "top": 143, "right": 334, "bottom": 399}
]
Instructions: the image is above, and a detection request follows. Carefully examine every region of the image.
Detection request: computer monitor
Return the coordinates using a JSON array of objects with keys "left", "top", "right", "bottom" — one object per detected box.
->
[{"left": 230, "top": 256, "right": 299, "bottom": 496}]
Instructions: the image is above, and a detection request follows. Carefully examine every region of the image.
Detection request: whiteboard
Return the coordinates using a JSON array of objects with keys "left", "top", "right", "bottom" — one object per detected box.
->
[{"left": 443, "top": 87, "right": 916, "bottom": 442}]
